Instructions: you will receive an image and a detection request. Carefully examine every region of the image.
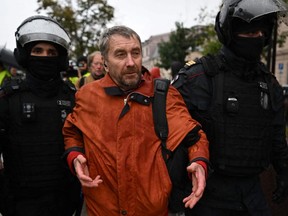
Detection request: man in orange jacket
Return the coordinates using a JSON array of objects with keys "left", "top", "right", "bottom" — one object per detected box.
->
[{"left": 63, "top": 25, "right": 209, "bottom": 216}]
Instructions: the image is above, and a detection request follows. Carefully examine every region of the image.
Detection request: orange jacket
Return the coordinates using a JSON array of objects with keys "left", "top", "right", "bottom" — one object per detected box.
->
[{"left": 63, "top": 73, "right": 209, "bottom": 216}]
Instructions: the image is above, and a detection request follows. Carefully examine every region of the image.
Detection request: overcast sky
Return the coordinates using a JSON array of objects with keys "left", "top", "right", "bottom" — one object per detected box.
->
[{"left": 1, "top": 0, "right": 222, "bottom": 51}]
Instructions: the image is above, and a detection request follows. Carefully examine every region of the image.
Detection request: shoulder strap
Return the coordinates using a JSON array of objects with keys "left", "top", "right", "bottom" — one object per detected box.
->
[
  {"left": 79, "top": 76, "right": 86, "bottom": 88},
  {"left": 197, "top": 54, "right": 224, "bottom": 77},
  {"left": 197, "top": 54, "right": 226, "bottom": 106},
  {"left": 152, "top": 78, "right": 171, "bottom": 162}
]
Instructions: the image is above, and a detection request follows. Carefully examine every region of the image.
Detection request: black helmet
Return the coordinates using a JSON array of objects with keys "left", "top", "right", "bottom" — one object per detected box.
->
[
  {"left": 14, "top": 15, "right": 71, "bottom": 69},
  {"left": 215, "top": 0, "right": 288, "bottom": 46}
]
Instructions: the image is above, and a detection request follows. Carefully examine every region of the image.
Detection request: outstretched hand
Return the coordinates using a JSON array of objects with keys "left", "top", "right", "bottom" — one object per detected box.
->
[
  {"left": 183, "top": 162, "right": 206, "bottom": 209},
  {"left": 73, "top": 154, "right": 103, "bottom": 187}
]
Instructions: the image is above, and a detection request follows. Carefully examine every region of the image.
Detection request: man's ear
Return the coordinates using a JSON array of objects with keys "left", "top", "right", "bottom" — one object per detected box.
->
[{"left": 103, "top": 61, "right": 109, "bottom": 73}]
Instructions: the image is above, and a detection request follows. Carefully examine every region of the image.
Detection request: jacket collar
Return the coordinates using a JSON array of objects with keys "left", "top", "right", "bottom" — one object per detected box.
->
[{"left": 100, "top": 71, "right": 154, "bottom": 119}]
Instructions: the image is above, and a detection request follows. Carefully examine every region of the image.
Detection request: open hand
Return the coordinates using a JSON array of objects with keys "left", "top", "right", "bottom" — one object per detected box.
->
[
  {"left": 74, "top": 154, "right": 103, "bottom": 187},
  {"left": 183, "top": 162, "right": 206, "bottom": 208}
]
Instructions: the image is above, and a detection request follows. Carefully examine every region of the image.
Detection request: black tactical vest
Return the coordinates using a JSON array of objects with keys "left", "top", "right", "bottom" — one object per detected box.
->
[
  {"left": 209, "top": 70, "right": 274, "bottom": 176},
  {"left": 173, "top": 54, "right": 276, "bottom": 176},
  {"left": 2, "top": 81, "right": 75, "bottom": 194}
]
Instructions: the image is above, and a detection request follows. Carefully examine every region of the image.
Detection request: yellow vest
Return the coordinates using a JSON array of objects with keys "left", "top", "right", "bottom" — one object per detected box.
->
[{"left": 0, "top": 70, "right": 11, "bottom": 86}]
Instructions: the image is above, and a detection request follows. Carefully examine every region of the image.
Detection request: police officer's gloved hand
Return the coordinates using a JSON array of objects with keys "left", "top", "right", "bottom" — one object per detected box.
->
[{"left": 272, "top": 175, "right": 288, "bottom": 203}]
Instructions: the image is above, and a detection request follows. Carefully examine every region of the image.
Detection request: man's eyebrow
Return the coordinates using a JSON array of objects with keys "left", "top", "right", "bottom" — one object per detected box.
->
[
  {"left": 132, "top": 47, "right": 141, "bottom": 51},
  {"left": 113, "top": 46, "right": 141, "bottom": 53},
  {"left": 113, "top": 47, "right": 126, "bottom": 53}
]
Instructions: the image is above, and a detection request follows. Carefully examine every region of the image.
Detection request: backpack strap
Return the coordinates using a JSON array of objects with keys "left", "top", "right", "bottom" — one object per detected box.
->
[{"left": 152, "top": 78, "right": 171, "bottom": 162}]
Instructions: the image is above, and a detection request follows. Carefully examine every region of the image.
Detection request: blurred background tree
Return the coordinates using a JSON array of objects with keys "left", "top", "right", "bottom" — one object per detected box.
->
[
  {"left": 157, "top": 6, "right": 221, "bottom": 67},
  {"left": 157, "top": 22, "right": 193, "bottom": 69},
  {"left": 37, "top": 0, "right": 114, "bottom": 59},
  {"left": 194, "top": 6, "right": 221, "bottom": 56}
]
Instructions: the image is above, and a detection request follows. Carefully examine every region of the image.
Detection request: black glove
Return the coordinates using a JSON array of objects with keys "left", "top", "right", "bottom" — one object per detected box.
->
[{"left": 272, "top": 175, "right": 288, "bottom": 204}]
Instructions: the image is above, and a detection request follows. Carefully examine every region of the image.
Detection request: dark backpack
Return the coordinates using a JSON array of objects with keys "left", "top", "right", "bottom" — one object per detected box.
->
[{"left": 153, "top": 78, "right": 201, "bottom": 213}]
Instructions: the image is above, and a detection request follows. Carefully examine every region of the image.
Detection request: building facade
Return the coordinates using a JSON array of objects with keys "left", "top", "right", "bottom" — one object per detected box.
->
[{"left": 275, "top": 23, "right": 288, "bottom": 86}]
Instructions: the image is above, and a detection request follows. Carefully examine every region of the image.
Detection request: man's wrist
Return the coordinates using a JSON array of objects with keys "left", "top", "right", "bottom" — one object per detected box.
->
[{"left": 67, "top": 151, "right": 83, "bottom": 174}]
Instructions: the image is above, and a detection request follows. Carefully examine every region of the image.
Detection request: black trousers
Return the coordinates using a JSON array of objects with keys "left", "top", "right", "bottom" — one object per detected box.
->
[
  {"left": 185, "top": 202, "right": 271, "bottom": 216},
  {"left": 1, "top": 191, "right": 81, "bottom": 216},
  {"left": 185, "top": 173, "right": 272, "bottom": 216},
  {"left": 0, "top": 174, "right": 81, "bottom": 216}
]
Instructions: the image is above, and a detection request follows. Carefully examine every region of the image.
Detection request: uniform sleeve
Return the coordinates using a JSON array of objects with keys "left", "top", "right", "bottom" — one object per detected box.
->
[{"left": 172, "top": 63, "right": 211, "bottom": 113}]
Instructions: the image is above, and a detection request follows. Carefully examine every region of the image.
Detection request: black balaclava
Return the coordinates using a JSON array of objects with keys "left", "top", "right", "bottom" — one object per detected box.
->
[
  {"left": 25, "top": 42, "right": 66, "bottom": 81},
  {"left": 228, "top": 17, "right": 273, "bottom": 62},
  {"left": 24, "top": 42, "right": 66, "bottom": 97},
  {"left": 27, "top": 56, "right": 62, "bottom": 81},
  {"left": 230, "top": 36, "right": 266, "bottom": 61}
]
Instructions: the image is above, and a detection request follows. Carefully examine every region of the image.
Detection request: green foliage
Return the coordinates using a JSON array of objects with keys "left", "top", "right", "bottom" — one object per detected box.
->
[
  {"left": 277, "top": 28, "right": 288, "bottom": 48},
  {"left": 194, "top": 7, "right": 221, "bottom": 56},
  {"left": 157, "top": 7, "right": 221, "bottom": 68},
  {"left": 157, "top": 22, "right": 194, "bottom": 69},
  {"left": 200, "top": 24, "right": 221, "bottom": 55},
  {"left": 202, "top": 40, "right": 222, "bottom": 56},
  {"left": 36, "top": 0, "right": 114, "bottom": 59}
]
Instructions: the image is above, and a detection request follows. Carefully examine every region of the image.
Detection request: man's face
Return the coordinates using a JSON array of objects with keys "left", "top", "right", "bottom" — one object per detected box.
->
[
  {"left": 237, "top": 30, "right": 264, "bottom": 38},
  {"left": 105, "top": 34, "right": 142, "bottom": 91},
  {"left": 30, "top": 42, "right": 58, "bottom": 56},
  {"left": 90, "top": 54, "right": 104, "bottom": 76}
]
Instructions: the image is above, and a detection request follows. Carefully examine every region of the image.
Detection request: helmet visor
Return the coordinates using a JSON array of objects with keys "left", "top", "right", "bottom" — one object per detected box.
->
[
  {"left": 232, "top": 0, "right": 288, "bottom": 23},
  {"left": 16, "top": 18, "right": 71, "bottom": 50}
]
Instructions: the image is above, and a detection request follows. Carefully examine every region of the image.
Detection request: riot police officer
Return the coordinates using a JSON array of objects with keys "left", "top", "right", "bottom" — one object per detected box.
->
[
  {"left": 172, "top": 0, "right": 288, "bottom": 215},
  {"left": 0, "top": 15, "right": 80, "bottom": 215}
]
